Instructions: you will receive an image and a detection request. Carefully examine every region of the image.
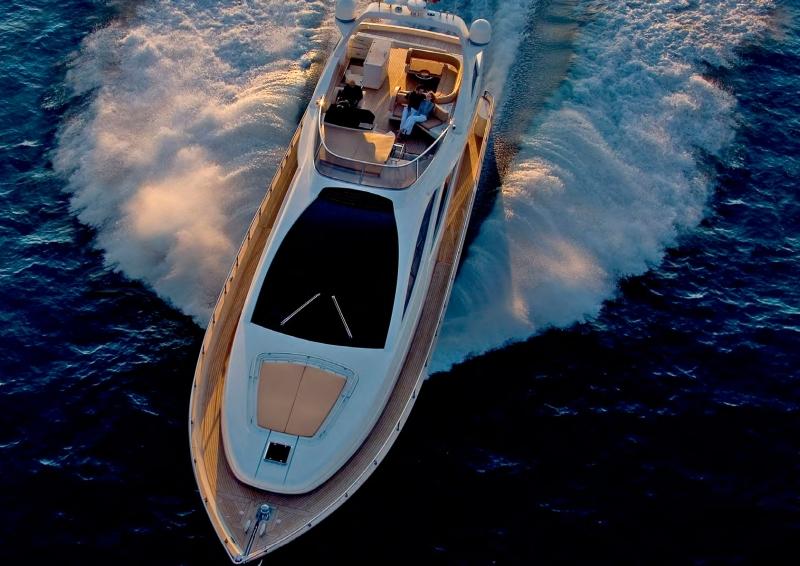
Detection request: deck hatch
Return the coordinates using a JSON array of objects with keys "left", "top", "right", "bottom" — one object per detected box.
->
[{"left": 264, "top": 442, "right": 291, "bottom": 464}]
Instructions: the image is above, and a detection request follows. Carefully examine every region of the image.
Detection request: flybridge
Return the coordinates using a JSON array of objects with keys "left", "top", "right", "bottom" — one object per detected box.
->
[{"left": 313, "top": 1, "right": 493, "bottom": 188}]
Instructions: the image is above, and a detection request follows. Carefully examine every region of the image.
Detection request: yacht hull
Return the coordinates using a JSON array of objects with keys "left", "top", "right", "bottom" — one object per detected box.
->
[{"left": 189, "top": 94, "right": 494, "bottom": 563}]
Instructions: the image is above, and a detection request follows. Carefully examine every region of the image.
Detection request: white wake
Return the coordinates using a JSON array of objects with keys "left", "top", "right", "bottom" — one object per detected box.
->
[
  {"left": 431, "top": 0, "right": 775, "bottom": 370},
  {"left": 54, "top": 0, "right": 774, "bottom": 373},
  {"left": 55, "top": 0, "right": 331, "bottom": 319}
]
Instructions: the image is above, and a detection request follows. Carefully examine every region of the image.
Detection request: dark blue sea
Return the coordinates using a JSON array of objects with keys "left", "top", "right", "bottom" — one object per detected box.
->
[{"left": 1, "top": 0, "right": 798, "bottom": 564}]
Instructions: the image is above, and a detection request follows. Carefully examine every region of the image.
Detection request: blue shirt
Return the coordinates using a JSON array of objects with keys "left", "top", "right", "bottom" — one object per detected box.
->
[{"left": 417, "top": 99, "right": 434, "bottom": 118}]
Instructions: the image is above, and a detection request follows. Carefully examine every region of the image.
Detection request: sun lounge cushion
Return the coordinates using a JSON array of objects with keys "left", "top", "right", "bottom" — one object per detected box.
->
[
  {"left": 257, "top": 362, "right": 346, "bottom": 437},
  {"left": 285, "top": 366, "right": 346, "bottom": 437}
]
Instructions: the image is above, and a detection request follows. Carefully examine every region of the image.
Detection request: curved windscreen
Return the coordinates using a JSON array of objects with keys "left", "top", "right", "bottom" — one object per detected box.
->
[{"left": 251, "top": 188, "right": 398, "bottom": 348}]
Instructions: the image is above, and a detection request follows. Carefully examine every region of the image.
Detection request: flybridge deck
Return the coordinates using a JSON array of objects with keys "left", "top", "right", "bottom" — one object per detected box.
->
[
  {"left": 316, "top": 23, "right": 464, "bottom": 188},
  {"left": 313, "top": 2, "right": 490, "bottom": 188},
  {"left": 189, "top": 1, "right": 495, "bottom": 561}
]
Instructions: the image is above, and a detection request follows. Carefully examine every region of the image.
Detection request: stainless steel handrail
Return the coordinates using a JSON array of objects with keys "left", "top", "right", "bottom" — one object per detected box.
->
[{"left": 314, "top": 100, "right": 449, "bottom": 188}]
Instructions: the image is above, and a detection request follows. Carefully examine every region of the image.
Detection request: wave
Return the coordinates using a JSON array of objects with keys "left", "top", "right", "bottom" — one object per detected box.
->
[
  {"left": 53, "top": 0, "right": 534, "bottom": 324},
  {"left": 53, "top": 0, "right": 774, "bottom": 374},
  {"left": 431, "top": 0, "right": 775, "bottom": 371},
  {"left": 55, "top": 0, "right": 332, "bottom": 320}
]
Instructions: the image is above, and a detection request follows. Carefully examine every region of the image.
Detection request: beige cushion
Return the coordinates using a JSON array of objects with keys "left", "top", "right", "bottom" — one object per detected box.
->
[
  {"left": 323, "top": 125, "right": 395, "bottom": 163},
  {"left": 407, "top": 58, "right": 445, "bottom": 77},
  {"left": 257, "top": 362, "right": 346, "bottom": 437},
  {"left": 257, "top": 363, "right": 304, "bottom": 431},
  {"left": 285, "top": 367, "right": 346, "bottom": 437},
  {"left": 322, "top": 125, "right": 395, "bottom": 175},
  {"left": 405, "top": 48, "right": 460, "bottom": 69}
]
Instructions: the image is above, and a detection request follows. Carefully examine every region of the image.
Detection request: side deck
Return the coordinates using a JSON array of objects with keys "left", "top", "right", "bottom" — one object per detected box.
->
[{"left": 189, "top": 93, "right": 494, "bottom": 563}]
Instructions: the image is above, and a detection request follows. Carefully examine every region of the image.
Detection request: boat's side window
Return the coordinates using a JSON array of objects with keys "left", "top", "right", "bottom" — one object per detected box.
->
[
  {"left": 471, "top": 56, "right": 481, "bottom": 95},
  {"left": 404, "top": 194, "right": 436, "bottom": 313},
  {"left": 434, "top": 172, "right": 454, "bottom": 237}
]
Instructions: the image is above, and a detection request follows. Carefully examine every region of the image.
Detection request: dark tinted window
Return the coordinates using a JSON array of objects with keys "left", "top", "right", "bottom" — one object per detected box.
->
[
  {"left": 404, "top": 194, "right": 435, "bottom": 312},
  {"left": 252, "top": 188, "right": 398, "bottom": 348},
  {"left": 434, "top": 173, "right": 453, "bottom": 235}
]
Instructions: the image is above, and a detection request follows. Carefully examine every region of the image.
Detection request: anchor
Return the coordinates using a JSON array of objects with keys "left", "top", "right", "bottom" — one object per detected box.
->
[{"left": 242, "top": 503, "right": 273, "bottom": 559}]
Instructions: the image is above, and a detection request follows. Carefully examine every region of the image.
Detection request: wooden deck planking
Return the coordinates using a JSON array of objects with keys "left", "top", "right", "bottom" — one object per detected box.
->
[
  {"left": 332, "top": 35, "right": 461, "bottom": 163},
  {"left": 190, "top": 96, "right": 493, "bottom": 562},
  {"left": 360, "top": 46, "right": 408, "bottom": 133},
  {"left": 191, "top": 125, "right": 303, "bottom": 556}
]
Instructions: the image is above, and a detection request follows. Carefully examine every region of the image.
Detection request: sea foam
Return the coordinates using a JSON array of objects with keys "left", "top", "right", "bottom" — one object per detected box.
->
[
  {"left": 431, "top": 0, "right": 775, "bottom": 370},
  {"left": 55, "top": 0, "right": 773, "bottom": 371},
  {"left": 55, "top": 0, "right": 331, "bottom": 319}
]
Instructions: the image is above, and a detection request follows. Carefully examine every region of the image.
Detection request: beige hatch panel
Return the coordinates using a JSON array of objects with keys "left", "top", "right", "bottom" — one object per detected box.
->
[{"left": 257, "top": 362, "right": 346, "bottom": 437}]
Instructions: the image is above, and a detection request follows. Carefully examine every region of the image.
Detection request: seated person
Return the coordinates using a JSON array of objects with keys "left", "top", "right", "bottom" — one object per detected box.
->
[
  {"left": 400, "top": 92, "right": 435, "bottom": 136},
  {"left": 337, "top": 79, "right": 363, "bottom": 108},
  {"left": 400, "top": 86, "right": 426, "bottom": 129}
]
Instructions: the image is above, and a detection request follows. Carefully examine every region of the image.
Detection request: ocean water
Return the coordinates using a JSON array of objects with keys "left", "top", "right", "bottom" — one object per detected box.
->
[{"left": 1, "top": 0, "right": 799, "bottom": 564}]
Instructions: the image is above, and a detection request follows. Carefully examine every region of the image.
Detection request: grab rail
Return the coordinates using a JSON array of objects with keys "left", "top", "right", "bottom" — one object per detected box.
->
[{"left": 314, "top": 100, "right": 449, "bottom": 189}]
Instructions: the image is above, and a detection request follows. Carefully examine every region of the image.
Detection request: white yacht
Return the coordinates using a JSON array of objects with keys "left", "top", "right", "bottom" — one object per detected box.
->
[{"left": 189, "top": 1, "right": 494, "bottom": 562}]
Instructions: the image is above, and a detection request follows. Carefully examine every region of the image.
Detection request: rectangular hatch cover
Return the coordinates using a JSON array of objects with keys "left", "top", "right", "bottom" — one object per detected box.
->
[{"left": 264, "top": 442, "right": 291, "bottom": 464}]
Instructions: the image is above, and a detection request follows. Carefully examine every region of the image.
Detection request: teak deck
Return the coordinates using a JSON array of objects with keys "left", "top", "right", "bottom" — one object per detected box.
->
[{"left": 189, "top": 93, "right": 494, "bottom": 563}]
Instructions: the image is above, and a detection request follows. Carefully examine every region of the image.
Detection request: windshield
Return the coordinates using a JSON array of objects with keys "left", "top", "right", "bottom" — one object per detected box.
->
[{"left": 251, "top": 187, "right": 398, "bottom": 348}]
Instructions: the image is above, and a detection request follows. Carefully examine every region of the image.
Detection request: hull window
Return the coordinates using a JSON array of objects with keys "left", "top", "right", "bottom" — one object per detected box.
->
[
  {"left": 404, "top": 193, "right": 436, "bottom": 312},
  {"left": 252, "top": 188, "right": 398, "bottom": 348},
  {"left": 434, "top": 172, "right": 454, "bottom": 236}
]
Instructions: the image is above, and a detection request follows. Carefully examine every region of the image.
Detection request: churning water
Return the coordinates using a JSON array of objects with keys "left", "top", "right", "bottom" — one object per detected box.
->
[{"left": 1, "top": 0, "right": 798, "bottom": 563}]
